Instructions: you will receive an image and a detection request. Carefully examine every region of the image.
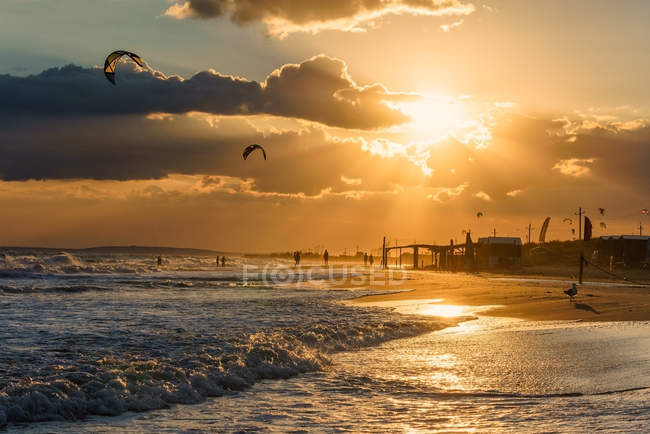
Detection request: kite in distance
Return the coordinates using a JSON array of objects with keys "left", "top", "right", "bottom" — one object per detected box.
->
[
  {"left": 104, "top": 51, "right": 144, "bottom": 85},
  {"left": 600, "top": 222, "right": 607, "bottom": 229},
  {"left": 563, "top": 218, "right": 573, "bottom": 225},
  {"left": 598, "top": 208, "right": 606, "bottom": 216},
  {"left": 642, "top": 209, "right": 649, "bottom": 216},
  {"left": 476, "top": 212, "right": 484, "bottom": 219},
  {"left": 242, "top": 144, "right": 267, "bottom": 161}
]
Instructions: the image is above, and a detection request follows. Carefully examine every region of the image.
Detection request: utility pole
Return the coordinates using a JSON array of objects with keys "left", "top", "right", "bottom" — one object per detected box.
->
[
  {"left": 575, "top": 207, "right": 583, "bottom": 240},
  {"left": 527, "top": 223, "right": 532, "bottom": 245},
  {"left": 381, "top": 236, "right": 386, "bottom": 269},
  {"left": 493, "top": 228, "right": 496, "bottom": 237}
]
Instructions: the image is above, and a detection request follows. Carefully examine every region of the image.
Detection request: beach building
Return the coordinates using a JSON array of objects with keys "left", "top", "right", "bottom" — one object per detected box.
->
[
  {"left": 476, "top": 236, "right": 522, "bottom": 268},
  {"left": 597, "top": 235, "right": 650, "bottom": 268}
]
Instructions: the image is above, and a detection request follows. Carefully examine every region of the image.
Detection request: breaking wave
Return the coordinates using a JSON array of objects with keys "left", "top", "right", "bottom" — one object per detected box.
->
[{"left": 0, "top": 313, "right": 449, "bottom": 426}]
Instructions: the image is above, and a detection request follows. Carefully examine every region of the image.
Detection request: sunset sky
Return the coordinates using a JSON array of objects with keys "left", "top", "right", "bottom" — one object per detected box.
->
[{"left": 1, "top": 0, "right": 649, "bottom": 252}]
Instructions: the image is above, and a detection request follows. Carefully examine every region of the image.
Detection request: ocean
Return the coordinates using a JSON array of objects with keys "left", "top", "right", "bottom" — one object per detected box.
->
[{"left": 1, "top": 251, "right": 648, "bottom": 432}]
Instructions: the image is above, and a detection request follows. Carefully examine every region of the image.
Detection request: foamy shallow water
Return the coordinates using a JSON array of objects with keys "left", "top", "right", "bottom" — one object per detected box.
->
[
  {"left": 0, "top": 252, "right": 447, "bottom": 430},
  {"left": 2, "top": 252, "right": 649, "bottom": 432}
]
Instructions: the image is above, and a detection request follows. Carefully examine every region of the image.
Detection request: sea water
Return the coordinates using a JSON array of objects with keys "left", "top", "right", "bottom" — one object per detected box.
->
[{"left": 1, "top": 252, "right": 648, "bottom": 432}]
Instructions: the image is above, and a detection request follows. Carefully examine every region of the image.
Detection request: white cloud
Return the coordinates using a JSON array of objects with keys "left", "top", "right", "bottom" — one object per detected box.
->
[
  {"left": 474, "top": 191, "right": 491, "bottom": 201},
  {"left": 552, "top": 158, "right": 595, "bottom": 177},
  {"left": 440, "top": 19, "right": 464, "bottom": 32},
  {"left": 340, "top": 175, "right": 362, "bottom": 186},
  {"left": 428, "top": 182, "right": 469, "bottom": 202},
  {"left": 506, "top": 189, "right": 524, "bottom": 197}
]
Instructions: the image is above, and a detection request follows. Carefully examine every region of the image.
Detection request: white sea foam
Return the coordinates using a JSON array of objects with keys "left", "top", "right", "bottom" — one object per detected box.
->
[{"left": 0, "top": 252, "right": 450, "bottom": 427}]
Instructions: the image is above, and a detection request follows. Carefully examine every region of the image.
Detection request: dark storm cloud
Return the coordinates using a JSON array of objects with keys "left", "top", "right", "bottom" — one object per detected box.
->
[
  {"left": 0, "top": 115, "right": 423, "bottom": 192},
  {"left": 0, "top": 55, "right": 410, "bottom": 130}
]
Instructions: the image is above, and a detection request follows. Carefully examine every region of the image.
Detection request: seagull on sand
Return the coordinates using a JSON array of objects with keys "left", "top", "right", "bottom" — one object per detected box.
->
[{"left": 564, "top": 283, "right": 578, "bottom": 301}]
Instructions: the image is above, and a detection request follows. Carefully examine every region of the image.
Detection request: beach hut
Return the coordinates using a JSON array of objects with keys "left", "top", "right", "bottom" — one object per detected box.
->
[
  {"left": 596, "top": 235, "right": 650, "bottom": 268},
  {"left": 476, "top": 236, "right": 522, "bottom": 268}
]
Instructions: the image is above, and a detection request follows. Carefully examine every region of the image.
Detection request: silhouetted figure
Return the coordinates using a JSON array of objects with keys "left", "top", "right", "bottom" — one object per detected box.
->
[
  {"left": 293, "top": 251, "right": 301, "bottom": 266},
  {"left": 216, "top": 256, "right": 220, "bottom": 265},
  {"left": 221, "top": 256, "right": 226, "bottom": 267},
  {"left": 323, "top": 249, "right": 329, "bottom": 265},
  {"left": 363, "top": 253, "right": 368, "bottom": 266},
  {"left": 157, "top": 256, "right": 162, "bottom": 267},
  {"left": 369, "top": 254, "right": 374, "bottom": 267}
]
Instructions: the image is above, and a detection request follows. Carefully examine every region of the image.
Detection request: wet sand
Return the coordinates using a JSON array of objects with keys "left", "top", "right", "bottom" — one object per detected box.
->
[{"left": 349, "top": 270, "right": 650, "bottom": 322}]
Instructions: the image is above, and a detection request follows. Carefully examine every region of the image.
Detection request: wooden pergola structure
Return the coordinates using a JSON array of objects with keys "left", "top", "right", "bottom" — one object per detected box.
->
[{"left": 381, "top": 237, "right": 470, "bottom": 270}]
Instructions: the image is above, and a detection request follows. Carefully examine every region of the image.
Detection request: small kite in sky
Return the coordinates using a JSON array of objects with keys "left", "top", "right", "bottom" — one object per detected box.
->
[
  {"left": 104, "top": 50, "right": 144, "bottom": 85},
  {"left": 243, "top": 144, "right": 267, "bottom": 161}
]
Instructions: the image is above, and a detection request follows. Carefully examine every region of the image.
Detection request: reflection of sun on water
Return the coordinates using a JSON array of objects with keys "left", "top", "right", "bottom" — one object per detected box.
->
[{"left": 419, "top": 304, "right": 467, "bottom": 317}]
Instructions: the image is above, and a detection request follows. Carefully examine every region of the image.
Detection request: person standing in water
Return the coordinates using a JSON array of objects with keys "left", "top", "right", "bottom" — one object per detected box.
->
[
  {"left": 157, "top": 256, "right": 162, "bottom": 267},
  {"left": 221, "top": 256, "right": 226, "bottom": 267},
  {"left": 323, "top": 249, "right": 329, "bottom": 266},
  {"left": 363, "top": 253, "right": 368, "bottom": 266},
  {"left": 369, "top": 254, "right": 374, "bottom": 267},
  {"left": 215, "top": 256, "right": 220, "bottom": 265}
]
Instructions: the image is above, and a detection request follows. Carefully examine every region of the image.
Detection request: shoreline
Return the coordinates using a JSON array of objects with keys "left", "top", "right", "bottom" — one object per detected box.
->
[{"left": 346, "top": 269, "right": 650, "bottom": 322}]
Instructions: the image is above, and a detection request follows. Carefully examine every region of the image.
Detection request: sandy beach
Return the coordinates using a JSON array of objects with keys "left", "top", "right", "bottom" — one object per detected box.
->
[{"left": 349, "top": 269, "right": 650, "bottom": 322}]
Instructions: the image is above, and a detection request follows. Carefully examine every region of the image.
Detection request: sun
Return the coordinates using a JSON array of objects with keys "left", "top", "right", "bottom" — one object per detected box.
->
[{"left": 399, "top": 95, "right": 471, "bottom": 143}]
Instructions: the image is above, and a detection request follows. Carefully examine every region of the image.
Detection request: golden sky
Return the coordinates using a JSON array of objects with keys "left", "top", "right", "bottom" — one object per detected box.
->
[{"left": 0, "top": 0, "right": 649, "bottom": 251}]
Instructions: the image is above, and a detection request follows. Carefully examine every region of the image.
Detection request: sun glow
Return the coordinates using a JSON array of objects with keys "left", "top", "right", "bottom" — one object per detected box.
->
[{"left": 400, "top": 96, "right": 470, "bottom": 143}]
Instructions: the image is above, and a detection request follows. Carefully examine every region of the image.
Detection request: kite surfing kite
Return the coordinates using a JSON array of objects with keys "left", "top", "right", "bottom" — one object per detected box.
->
[
  {"left": 600, "top": 222, "right": 607, "bottom": 229},
  {"left": 598, "top": 207, "right": 606, "bottom": 216},
  {"left": 242, "top": 144, "right": 267, "bottom": 161},
  {"left": 563, "top": 218, "right": 573, "bottom": 225},
  {"left": 476, "top": 212, "right": 484, "bottom": 219},
  {"left": 539, "top": 217, "right": 551, "bottom": 243},
  {"left": 642, "top": 209, "right": 649, "bottom": 216},
  {"left": 104, "top": 51, "right": 144, "bottom": 85}
]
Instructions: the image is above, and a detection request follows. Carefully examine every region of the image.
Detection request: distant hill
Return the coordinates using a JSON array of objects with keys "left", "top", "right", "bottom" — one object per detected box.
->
[{"left": 0, "top": 246, "right": 222, "bottom": 256}]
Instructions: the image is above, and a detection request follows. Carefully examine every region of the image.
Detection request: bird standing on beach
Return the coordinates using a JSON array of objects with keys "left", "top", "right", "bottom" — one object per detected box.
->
[{"left": 564, "top": 283, "right": 578, "bottom": 301}]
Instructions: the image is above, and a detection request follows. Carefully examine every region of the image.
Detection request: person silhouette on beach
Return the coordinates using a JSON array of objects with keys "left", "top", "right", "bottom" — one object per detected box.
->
[
  {"left": 364, "top": 253, "right": 368, "bottom": 266},
  {"left": 157, "top": 256, "right": 162, "bottom": 267},
  {"left": 216, "top": 256, "right": 220, "bottom": 265},
  {"left": 369, "top": 254, "right": 374, "bottom": 267},
  {"left": 293, "top": 251, "right": 301, "bottom": 266},
  {"left": 323, "top": 249, "right": 329, "bottom": 266},
  {"left": 221, "top": 256, "right": 226, "bottom": 267}
]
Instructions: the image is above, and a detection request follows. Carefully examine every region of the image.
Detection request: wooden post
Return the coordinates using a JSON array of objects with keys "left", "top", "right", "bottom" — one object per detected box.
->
[
  {"left": 579, "top": 253, "right": 584, "bottom": 284},
  {"left": 413, "top": 247, "right": 419, "bottom": 269},
  {"left": 382, "top": 237, "right": 386, "bottom": 270},
  {"left": 449, "top": 239, "right": 454, "bottom": 272}
]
